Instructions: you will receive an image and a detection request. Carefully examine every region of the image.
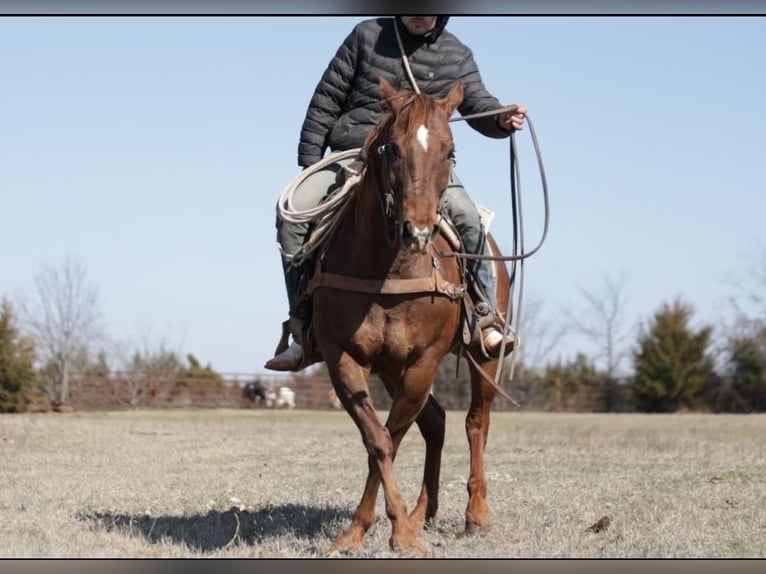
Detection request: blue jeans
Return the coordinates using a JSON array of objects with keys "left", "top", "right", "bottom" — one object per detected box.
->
[
  {"left": 441, "top": 169, "right": 497, "bottom": 312},
  {"left": 276, "top": 162, "right": 497, "bottom": 314}
]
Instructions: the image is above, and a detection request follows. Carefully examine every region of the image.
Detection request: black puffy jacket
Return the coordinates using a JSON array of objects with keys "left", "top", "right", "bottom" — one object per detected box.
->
[{"left": 297, "top": 16, "right": 510, "bottom": 168}]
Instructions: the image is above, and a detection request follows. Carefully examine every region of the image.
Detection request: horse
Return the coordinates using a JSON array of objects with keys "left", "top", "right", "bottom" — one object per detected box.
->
[{"left": 307, "top": 78, "right": 514, "bottom": 556}]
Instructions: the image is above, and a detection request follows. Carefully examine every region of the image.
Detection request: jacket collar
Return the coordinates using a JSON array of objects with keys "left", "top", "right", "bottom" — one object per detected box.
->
[{"left": 394, "top": 16, "right": 449, "bottom": 44}]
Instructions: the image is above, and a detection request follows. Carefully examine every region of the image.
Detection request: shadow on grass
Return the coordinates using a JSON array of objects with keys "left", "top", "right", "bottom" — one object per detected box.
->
[{"left": 79, "top": 504, "right": 353, "bottom": 552}]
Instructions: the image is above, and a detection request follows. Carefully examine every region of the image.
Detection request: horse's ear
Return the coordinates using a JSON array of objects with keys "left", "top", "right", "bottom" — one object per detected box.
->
[
  {"left": 380, "top": 77, "right": 406, "bottom": 114},
  {"left": 442, "top": 81, "right": 464, "bottom": 115}
]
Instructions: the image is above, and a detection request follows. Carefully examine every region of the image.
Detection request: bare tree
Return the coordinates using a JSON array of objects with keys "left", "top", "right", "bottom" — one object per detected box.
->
[
  {"left": 22, "top": 256, "right": 104, "bottom": 405},
  {"left": 514, "top": 293, "right": 569, "bottom": 375},
  {"left": 113, "top": 326, "right": 185, "bottom": 407},
  {"left": 728, "top": 243, "right": 766, "bottom": 334},
  {"left": 564, "top": 271, "right": 631, "bottom": 379}
]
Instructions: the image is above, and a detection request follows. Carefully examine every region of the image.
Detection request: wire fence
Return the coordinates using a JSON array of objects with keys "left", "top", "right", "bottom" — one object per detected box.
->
[
  {"left": 60, "top": 372, "right": 638, "bottom": 413},
  {"left": 64, "top": 372, "right": 340, "bottom": 411}
]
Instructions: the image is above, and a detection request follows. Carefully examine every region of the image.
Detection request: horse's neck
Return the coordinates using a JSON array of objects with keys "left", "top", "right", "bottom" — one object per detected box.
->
[{"left": 323, "top": 180, "right": 430, "bottom": 279}]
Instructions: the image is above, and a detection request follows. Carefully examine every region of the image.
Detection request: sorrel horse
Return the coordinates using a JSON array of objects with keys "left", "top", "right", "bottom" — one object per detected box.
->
[{"left": 309, "top": 78, "right": 513, "bottom": 556}]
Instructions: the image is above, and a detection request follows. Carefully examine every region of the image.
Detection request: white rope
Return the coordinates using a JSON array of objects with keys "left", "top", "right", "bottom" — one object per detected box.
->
[
  {"left": 394, "top": 19, "right": 421, "bottom": 95},
  {"left": 276, "top": 149, "right": 363, "bottom": 267}
]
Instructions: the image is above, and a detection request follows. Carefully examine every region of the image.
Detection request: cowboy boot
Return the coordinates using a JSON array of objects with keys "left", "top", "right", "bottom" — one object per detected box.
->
[
  {"left": 482, "top": 322, "right": 519, "bottom": 358},
  {"left": 473, "top": 259, "right": 518, "bottom": 358},
  {"left": 473, "top": 300, "right": 518, "bottom": 358},
  {"left": 264, "top": 262, "right": 308, "bottom": 372},
  {"left": 264, "top": 316, "right": 304, "bottom": 371}
]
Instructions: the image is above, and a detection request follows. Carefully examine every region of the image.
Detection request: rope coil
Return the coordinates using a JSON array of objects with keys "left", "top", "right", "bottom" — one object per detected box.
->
[{"left": 276, "top": 149, "right": 362, "bottom": 267}]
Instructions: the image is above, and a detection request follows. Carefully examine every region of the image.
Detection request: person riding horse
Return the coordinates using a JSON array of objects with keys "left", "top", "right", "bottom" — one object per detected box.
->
[{"left": 266, "top": 16, "right": 527, "bottom": 372}]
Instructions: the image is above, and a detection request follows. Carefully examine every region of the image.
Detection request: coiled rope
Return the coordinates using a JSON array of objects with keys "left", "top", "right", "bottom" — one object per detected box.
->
[{"left": 276, "top": 149, "right": 363, "bottom": 267}]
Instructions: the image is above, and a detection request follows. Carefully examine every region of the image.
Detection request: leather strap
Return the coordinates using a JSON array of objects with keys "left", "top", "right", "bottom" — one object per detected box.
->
[{"left": 308, "top": 266, "right": 464, "bottom": 300}]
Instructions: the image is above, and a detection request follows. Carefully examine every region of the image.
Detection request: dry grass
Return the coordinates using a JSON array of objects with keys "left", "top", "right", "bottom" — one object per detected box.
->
[{"left": 0, "top": 409, "right": 764, "bottom": 558}]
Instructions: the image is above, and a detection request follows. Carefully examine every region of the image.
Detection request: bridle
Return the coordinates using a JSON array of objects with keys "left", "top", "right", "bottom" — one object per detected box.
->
[
  {"left": 371, "top": 139, "right": 402, "bottom": 248},
  {"left": 366, "top": 94, "right": 455, "bottom": 250},
  {"left": 446, "top": 107, "right": 551, "bottom": 384}
]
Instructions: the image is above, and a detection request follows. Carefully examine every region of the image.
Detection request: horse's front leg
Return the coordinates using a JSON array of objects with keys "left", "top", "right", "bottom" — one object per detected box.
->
[
  {"left": 379, "top": 363, "right": 439, "bottom": 556},
  {"left": 463, "top": 357, "right": 499, "bottom": 535},
  {"left": 327, "top": 352, "right": 425, "bottom": 556},
  {"left": 409, "top": 394, "right": 446, "bottom": 530},
  {"left": 325, "top": 354, "right": 380, "bottom": 554}
]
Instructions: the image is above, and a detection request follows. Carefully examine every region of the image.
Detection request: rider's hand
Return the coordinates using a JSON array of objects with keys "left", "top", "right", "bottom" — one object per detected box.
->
[{"left": 498, "top": 105, "right": 527, "bottom": 132}]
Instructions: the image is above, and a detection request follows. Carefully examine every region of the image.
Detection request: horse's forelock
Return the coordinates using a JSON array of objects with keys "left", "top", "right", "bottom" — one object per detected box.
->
[
  {"left": 366, "top": 94, "right": 443, "bottom": 151},
  {"left": 362, "top": 94, "right": 445, "bottom": 174},
  {"left": 398, "top": 95, "right": 439, "bottom": 140}
]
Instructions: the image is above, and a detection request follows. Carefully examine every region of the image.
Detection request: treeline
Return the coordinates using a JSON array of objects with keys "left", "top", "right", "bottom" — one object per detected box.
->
[
  {"left": 2, "top": 295, "right": 765, "bottom": 413},
  {"left": 0, "top": 297, "right": 225, "bottom": 412},
  {"left": 3, "top": 256, "right": 766, "bottom": 414},
  {"left": 0, "top": 255, "right": 226, "bottom": 413},
  {"left": 306, "top": 298, "right": 766, "bottom": 414}
]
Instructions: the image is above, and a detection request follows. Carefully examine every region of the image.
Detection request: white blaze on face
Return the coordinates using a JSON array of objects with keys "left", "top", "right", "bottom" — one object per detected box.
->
[{"left": 416, "top": 124, "right": 429, "bottom": 151}]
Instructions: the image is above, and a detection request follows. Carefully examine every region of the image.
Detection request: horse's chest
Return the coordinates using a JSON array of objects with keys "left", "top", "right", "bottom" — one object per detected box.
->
[{"left": 367, "top": 301, "right": 454, "bottom": 357}]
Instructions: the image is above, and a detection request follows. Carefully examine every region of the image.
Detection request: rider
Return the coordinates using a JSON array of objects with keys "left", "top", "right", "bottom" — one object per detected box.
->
[{"left": 265, "top": 16, "right": 527, "bottom": 371}]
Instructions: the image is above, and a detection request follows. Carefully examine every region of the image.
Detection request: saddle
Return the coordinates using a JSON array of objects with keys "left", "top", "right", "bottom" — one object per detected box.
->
[
  {"left": 272, "top": 216, "right": 508, "bottom": 373},
  {"left": 436, "top": 215, "right": 510, "bottom": 358}
]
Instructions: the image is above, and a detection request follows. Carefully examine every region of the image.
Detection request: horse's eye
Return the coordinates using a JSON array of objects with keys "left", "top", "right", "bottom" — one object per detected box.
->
[
  {"left": 447, "top": 148, "right": 456, "bottom": 162},
  {"left": 377, "top": 143, "right": 400, "bottom": 160}
]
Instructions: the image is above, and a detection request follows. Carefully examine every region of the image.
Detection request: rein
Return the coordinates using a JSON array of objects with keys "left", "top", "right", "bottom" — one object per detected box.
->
[
  {"left": 391, "top": 24, "right": 549, "bottom": 390},
  {"left": 391, "top": 21, "right": 550, "bottom": 386},
  {"left": 446, "top": 108, "right": 550, "bottom": 385},
  {"left": 446, "top": 107, "right": 550, "bottom": 263}
]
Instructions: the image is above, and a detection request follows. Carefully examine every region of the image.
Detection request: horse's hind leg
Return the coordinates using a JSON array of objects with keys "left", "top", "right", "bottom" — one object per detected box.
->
[
  {"left": 410, "top": 394, "right": 446, "bottom": 530},
  {"left": 463, "top": 357, "right": 498, "bottom": 535}
]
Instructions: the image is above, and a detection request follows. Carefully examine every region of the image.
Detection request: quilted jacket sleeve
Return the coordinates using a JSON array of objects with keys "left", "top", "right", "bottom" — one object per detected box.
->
[
  {"left": 455, "top": 48, "right": 511, "bottom": 140},
  {"left": 297, "top": 25, "right": 361, "bottom": 168}
]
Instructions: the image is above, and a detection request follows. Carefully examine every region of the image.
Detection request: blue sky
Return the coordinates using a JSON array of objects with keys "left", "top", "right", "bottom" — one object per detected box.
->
[{"left": 1, "top": 16, "right": 765, "bottom": 376}]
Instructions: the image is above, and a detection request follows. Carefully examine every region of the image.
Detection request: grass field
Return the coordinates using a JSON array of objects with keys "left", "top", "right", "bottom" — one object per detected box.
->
[{"left": 0, "top": 409, "right": 764, "bottom": 558}]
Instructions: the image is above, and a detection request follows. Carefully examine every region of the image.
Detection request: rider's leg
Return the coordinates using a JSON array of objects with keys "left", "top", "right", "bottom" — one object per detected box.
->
[
  {"left": 265, "top": 160, "right": 348, "bottom": 371},
  {"left": 440, "top": 169, "right": 516, "bottom": 357}
]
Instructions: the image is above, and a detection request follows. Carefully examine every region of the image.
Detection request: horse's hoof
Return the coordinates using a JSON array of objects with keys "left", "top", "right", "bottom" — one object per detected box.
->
[
  {"left": 390, "top": 535, "right": 428, "bottom": 558},
  {"left": 459, "top": 520, "right": 491, "bottom": 538},
  {"left": 329, "top": 533, "right": 364, "bottom": 555}
]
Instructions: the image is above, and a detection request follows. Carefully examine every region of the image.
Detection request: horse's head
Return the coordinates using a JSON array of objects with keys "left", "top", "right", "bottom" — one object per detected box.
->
[{"left": 364, "top": 78, "right": 464, "bottom": 254}]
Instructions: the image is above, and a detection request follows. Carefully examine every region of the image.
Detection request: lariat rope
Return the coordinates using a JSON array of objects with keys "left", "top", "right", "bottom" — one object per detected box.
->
[
  {"left": 276, "top": 149, "right": 362, "bottom": 268},
  {"left": 394, "top": 20, "right": 421, "bottom": 95}
]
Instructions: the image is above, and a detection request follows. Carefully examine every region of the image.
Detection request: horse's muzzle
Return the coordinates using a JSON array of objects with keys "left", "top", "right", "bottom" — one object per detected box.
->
[{"left": 401, "top": 220, "right": 437, "bottom": 254}]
